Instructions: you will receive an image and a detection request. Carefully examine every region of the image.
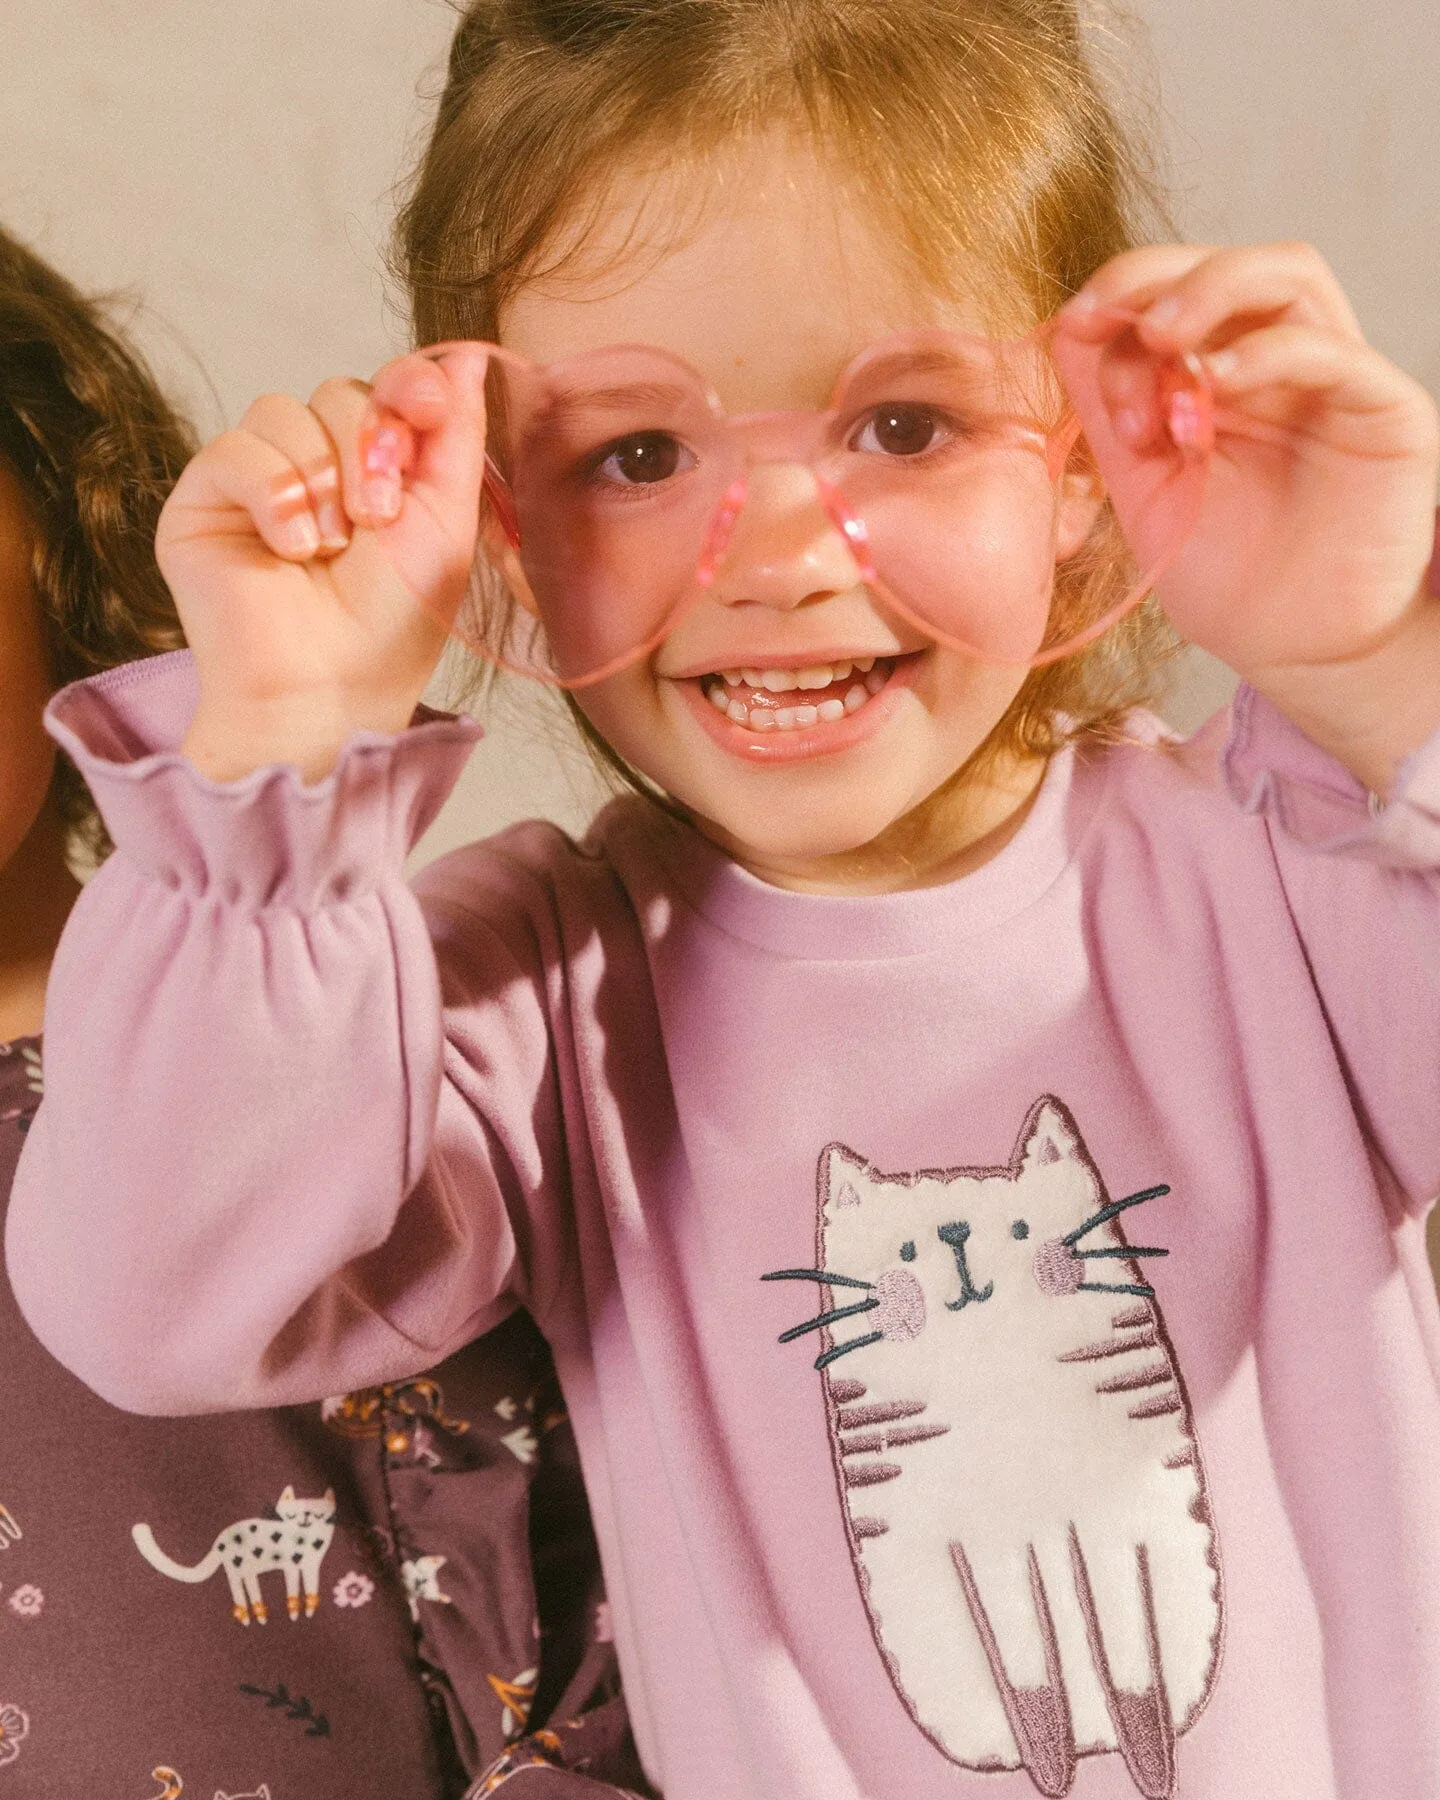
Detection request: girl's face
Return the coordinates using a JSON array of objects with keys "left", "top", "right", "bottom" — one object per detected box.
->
[
  {"left": 0, "top": 461, "right": 56, "bottom": 878},
  {"left": 502, "top": 137, "right": 1091, "bottom": 886}
]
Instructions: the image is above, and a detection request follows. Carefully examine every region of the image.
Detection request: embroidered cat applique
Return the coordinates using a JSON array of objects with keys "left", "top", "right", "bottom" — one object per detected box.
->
[
  {"left": 765, "top": 1097, "right": 1222, "bottom": 1799},
  {"left": 132, "top": 1486, "right": 336, "bottom": 1626}
]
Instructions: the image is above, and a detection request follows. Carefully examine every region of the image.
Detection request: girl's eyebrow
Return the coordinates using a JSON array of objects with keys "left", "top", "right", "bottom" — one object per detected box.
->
[{"left": 538, "top": 379, "right": 699, "bottom": 420}]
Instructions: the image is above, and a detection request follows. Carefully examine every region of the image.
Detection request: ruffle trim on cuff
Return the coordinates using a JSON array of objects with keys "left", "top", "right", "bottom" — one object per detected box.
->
[
  {"left": 1222, "top": 683, "right": 1440, "bottom": 870},
  {"left": 45, "top": 650, "right": 483, "bottom": 910}
]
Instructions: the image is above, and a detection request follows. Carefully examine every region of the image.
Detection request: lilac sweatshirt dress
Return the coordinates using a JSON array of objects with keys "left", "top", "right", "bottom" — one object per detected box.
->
[{"left": 9, "top": 649, "right": 1440, "bottom": 1800}]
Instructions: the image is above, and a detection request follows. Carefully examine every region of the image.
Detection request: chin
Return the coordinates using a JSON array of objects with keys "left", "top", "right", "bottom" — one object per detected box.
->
[{"left": 677, "top": 768, "right": 935, "bottom": 866}]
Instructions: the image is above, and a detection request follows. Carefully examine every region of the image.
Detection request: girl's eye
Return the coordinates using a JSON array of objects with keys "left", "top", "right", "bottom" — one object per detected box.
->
[
  {"left": 852, "top": 404, "right": 953, "bottom": 459},
  {"left": 592, "top": 431, "right": 694, "bottom": 487}
]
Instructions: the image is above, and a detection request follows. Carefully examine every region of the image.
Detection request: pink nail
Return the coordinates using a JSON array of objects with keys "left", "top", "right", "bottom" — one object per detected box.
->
[{"left": 360, "top": 422, "right": 403, "bottom": 521}]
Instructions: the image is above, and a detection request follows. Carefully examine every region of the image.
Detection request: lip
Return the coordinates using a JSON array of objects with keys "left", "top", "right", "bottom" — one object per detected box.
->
[
  {"left": 675, "top": 652, "right": 923, "bottom": 763},
  {"left": 662, "top": 645, "right": 911, "bottom": 681}
]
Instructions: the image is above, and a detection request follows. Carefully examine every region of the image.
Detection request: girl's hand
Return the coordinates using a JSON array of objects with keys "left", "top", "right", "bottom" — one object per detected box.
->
[
  {"left": 1056, "top": 245, "right": 1440, "bottom": 788},
  {"left": 157, "top": 344, "right": 489, "bottom": 783}
]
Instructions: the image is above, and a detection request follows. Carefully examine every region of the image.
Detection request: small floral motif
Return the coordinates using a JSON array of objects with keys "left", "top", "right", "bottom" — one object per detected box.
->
[
  {"left": 0, "top": 1702, "right": 30, "bottom": 1766},
  {"left": 6, "top": 1583, "right": 43, "bottom": 1619},
  {"left": 332, "top": 1570, "right": 375, "bottom": 1609},
  {"left": 20, "top": 1045, "right": 42, "bottom": 1096}
]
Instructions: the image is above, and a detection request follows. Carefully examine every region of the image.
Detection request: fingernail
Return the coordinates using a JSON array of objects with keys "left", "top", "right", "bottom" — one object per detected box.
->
[
  {"left": 1167, "top": 390, "right": 1213, "bottom": 450},
  {"left": 1146, "top": 295, "right": 1184, "bottom": 331},
  {"left": 316, "top": 503, "right": 350, "bottom": 551},
  {"left": 281, "top": 514, "right": 320, "bottom": 556},
  {"left": 1061, "top": 288, "right": 1100, "bottom": 318},
  {"left": 361, "top": 423, "right": 404, "bottom": 521},
  {"left": 1205, "top": 349, "right": 1239, "bottom": 383},
  {"left": 362, "top": 478, "right": 402, "bottom": 521},
  {"left": 306, "top": 467, "right": 349, "bottom": 550}
]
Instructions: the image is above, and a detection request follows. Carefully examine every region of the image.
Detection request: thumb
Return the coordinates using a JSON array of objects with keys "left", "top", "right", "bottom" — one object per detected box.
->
[{"left": 369, "top": 342, "right": 491, "bottom": 543}]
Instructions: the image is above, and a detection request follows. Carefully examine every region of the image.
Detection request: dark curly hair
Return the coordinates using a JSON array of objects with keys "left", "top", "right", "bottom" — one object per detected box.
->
[{"left": 0, "top": 225, "right": 192, "bottom": 861}]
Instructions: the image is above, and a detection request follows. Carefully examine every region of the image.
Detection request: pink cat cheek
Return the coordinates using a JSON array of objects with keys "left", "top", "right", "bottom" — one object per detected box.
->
[
  {"left": 875, "top": 1268, "right": 926, "bottom": 1341},
  {"left": 1033, "top": 1237, "right": 1084, "bottom": 1298}
]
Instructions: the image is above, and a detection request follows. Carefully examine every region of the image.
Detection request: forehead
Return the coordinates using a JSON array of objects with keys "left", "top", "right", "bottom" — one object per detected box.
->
[{"left": 499, "top": 132, "right": 991, "bottom": 413}]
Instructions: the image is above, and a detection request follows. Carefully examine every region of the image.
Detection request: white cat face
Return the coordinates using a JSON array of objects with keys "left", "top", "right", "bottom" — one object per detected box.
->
[
  {"left": 811, "top": 1100, "right": 1165, "bottom": 1362},
  {"left": 274, "top": 1485, "right": 336, "bottom": 1527}
]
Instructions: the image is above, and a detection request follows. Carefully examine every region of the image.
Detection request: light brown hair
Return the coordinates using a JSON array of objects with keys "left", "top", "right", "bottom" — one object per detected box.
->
[
  {"left": 0, "top": 227, "right": 192, "bottom": 860},
  {"left": 396, "top": 0, "right": 1178, "bottom": 785}
]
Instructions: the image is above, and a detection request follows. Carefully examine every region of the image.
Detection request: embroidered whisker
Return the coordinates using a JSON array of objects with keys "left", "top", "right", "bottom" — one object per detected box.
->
[
  {"left": 814, "top": 1331, "right": 885, "bottom": 1370},
  {"left": 779, "top": 1298, "right": 881, "bottom": 1343},
  {"left": 1077, "top": 1280, "right": 1155, "bottom": 1298},
  {"left": 1075, "top": 1245, "right": 1169, "bottom": 1259},
  {"left": 761, "top": 1268, "right": 875, "bottom": 1291},
  {"left": 1061, "top": 1184, "right": 1170, "bottom": 1248}
]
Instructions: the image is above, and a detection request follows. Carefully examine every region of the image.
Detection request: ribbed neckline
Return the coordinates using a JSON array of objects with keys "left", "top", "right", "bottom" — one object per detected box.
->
[{"left": 604, "top": 739, "right": 1104, "bottom": 962}]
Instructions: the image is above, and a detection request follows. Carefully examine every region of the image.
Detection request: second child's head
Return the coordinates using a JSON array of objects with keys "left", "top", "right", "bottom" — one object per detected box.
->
[
  {"left": 400, "top": 0, "right": 1173, "bottom": 884},
  {"left": 0, "top": 227, "right": 190, "bottom": 876}
]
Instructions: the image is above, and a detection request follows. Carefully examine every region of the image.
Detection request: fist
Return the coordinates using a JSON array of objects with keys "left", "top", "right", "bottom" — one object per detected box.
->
[{"left": 157, "top": 344, "right": 490, "bottom": 782}]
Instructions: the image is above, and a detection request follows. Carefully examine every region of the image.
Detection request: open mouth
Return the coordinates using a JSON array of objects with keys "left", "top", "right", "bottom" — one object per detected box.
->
[{"left": 699, "top": 656, "right": 897, "bottom": 732}]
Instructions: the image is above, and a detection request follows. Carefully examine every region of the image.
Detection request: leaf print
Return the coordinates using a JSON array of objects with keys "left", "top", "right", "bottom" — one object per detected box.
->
[
  {"left": 487, "top": 1668, "right": 539, "bottom": 1739},
  {"left": 500, "top": 1425, "right": 539, "bottom": 1464},
  {"left": 238, "top": 1681, "right": 330, "bottom": 1738}
]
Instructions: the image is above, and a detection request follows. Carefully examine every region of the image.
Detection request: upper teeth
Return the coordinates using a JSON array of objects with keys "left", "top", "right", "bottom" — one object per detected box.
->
[
  {"left": 705, "top": 657, "right": 890, "bottom": 730},
  {"left": 719, "top": 657, "right": 875, "bottom": 692}
]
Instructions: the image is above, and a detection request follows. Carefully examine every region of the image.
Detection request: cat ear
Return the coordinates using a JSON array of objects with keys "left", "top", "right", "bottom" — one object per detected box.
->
[
  {"left": 1018, "top": 1098, "right": 1083, "bottom": 1172},
  {"left": 279, "top": 1485, "right": 295, "bottom": 1504},
  {"left": 819, "top": 1143, "right": 871, "bottom": 1216},
  {"left": 323, "top": 1488, "right": 335, "bottom": 1508}
]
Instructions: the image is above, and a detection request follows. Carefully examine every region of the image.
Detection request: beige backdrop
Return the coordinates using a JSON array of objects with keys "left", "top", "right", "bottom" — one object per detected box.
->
[{"left": 3, "top": 6, "right": 1439, "bottom": 1258}]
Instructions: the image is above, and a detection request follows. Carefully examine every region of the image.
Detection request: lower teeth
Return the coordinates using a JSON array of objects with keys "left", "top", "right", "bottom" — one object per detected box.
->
[{"left": 706, "top": 664, "right": 889, "bottom": 730}]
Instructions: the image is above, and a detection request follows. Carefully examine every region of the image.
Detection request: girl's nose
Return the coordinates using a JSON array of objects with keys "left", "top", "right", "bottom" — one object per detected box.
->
[{"left": 708, "top": 463, "right": 863, "bottom": 610}]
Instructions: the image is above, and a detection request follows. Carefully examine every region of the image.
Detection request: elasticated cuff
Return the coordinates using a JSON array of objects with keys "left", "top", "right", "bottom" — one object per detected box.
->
[
  {"left": 1223, "top": 683, "right": 1440, "bottom": 870},
  {"left": 45, "top": 651, "right": 482, "bottom": 910}
]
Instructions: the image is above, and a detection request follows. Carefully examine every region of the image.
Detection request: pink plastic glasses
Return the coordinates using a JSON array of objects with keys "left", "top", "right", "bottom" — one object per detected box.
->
[{"left": 446, "top": 309, "right": 1214, "bottom": 688}]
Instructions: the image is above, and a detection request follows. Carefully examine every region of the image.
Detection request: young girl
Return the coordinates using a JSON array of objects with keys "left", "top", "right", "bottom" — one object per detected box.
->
[
  {"left": 0, "top": 226, "right": 639, "bottom": 1797},
  {"left": 10, "top": 2, "right": 1440, "bottom": 1796}
]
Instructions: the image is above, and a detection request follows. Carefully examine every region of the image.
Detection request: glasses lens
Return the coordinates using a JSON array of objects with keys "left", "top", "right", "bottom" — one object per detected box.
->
[{"left": 456, "top": 347, "right": 733, "bottom": 686}]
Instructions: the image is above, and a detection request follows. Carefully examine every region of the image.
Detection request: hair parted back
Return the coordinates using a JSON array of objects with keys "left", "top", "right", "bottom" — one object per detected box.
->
[
  {"left": 396, "top": 0, "right": 1178, "bottom": 782},
  {"left": 0, "top": 226, "right": 192, "bottom": 860}
]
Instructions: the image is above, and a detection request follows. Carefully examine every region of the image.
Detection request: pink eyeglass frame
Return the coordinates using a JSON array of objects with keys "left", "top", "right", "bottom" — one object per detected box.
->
[{"left": 469, "top": 309, "right": 1217, "bottom": 689}]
